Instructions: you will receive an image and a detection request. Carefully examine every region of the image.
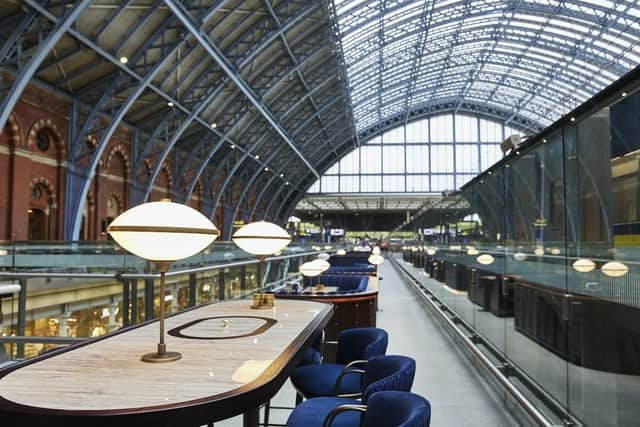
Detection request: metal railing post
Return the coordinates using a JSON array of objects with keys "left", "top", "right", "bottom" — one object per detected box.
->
[
  {"left": 17, "top": 279, "right": 27, "bottom": 359},
  {"left": 189, "top": 273, "right": 197, "bottom": 307},
  {"left": 122, "top": 279, "right": 131, "bottom": 327},
  {"left": 144, "top": 278, "right": 154, "bottom": 321},
  {"left": 218, "top": 270, "right": 226, "bottom": 301},
  {"left": 131, "top": 279, "right": 138, "bottom": 325}
]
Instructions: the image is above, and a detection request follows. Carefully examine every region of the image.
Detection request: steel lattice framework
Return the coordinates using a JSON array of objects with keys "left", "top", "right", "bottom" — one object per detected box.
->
[
  {"left": 283, "top": 0, "right": 640, "bottom": 224},
  {"left": 332, "top": 0, "right": 640, "bottom": 135},
  {"left": 1, "top": 0, "right": 640, "bottom": 235}
]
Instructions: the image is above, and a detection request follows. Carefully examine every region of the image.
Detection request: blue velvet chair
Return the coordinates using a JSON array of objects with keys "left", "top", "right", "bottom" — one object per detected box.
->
[
  {"left": 290, "top": 328, "right": 388, "bottom": 402},
  {"left": 299, "top": 331, "right": 324, "bottom": 366},
  {"left": 323, "top": 391, "right": 431, "bottom": 427},
  {"left": 286, "top": 355, "right": 417, "bottom": 427}
]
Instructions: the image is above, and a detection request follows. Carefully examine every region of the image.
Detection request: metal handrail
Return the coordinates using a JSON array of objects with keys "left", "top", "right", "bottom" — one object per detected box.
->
[
  {"left": 391, "top": 257, "right": 556, "bottom": 427},
  {"left": 0, "top": 250, "right": 328, "bottom": 280}
]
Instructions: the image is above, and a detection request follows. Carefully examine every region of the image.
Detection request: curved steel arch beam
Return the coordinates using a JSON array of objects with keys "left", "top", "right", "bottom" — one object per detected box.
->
[
  {"left": 352, "top": 74, "right": 567, "bottom": 123},
  {"left": 174, "top": 47, "right": 331, "bottom": 192},
  {"left": 164, "top": 0, "right": 319, "bottom": 178},
  {"left": 141, "top": 5, "right": 330, "bottom": 191},
  {"left": 182, "top": 49, "right": 339, "bottom": 201},
  {"left": 355, "top": 99, "right": 543, "bottom": 143},
  {"left": 142, "top": 87, "right": 223, "bottom": 201},
  {"left": 67, "top": 20, "right": 184, "bottom": 239},
  {"left": 265, "top": 137, "right": 357, "bottom": 222},
  {"left": 235, "top": 116, "right": 354, "bottom": 225},
  {"left": 0, "top": 0, "right": 93, "bottom": 134}
]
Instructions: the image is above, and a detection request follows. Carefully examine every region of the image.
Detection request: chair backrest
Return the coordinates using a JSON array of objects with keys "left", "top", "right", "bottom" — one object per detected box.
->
[
  {"left": 363, "top": 391, "right": 431, "bottom": 427},
  {"left": 361, "top": 355, "right": 416, "bottom": 403},
  {"left": 336, "top": 328, "right": 388, "bottom": 365}
]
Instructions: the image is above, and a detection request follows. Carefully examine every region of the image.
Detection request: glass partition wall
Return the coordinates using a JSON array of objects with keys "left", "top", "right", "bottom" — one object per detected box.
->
[
  {"left": 402, "top": 75, "right": 640, "bottom": 426},
  {"left": 0, "top": 243, "right": 326, "bottom": 362}
]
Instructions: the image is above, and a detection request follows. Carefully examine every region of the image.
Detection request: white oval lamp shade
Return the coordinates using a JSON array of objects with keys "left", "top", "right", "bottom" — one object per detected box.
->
[
  {"left": 317, "top": 252, "right": 331, "bottom": 260},
  {"left": 324, "top": 245, "right": 333, "bottom": 250},
  {"left": 232, "top": 221, "right": 291, "bottom": 256},
  {"left": 477, "top": 254, "right": 495, "bottom": 265},
  {"left": 107, "top": 200, "right": 218, "bottom": 261},
  {"left": 368, "top": 254, "right": 385, "bottom": 265},
  {"left": 299, "top": 261, "right": 323, "bottom": 277},
  {"left": 426, "top": 248, "right": 436, "bottom": 256},
  {"left": 300, "top": 259, "right": 330, "bottom": 277},
  {"left": 513, "top": 252, "right": 527, "bottom": 261},
  {"left": 572, "top": 258, "right": 596, "bottom": 273},
  {"left": 467, "top": 248, "right": 479, "bottom": 256},
  {"left": 601, "top": 261, "right": 629, "bottom": 277},
  {"left": 550, "top": 247, "right": 561, "bottom": 255},
  {"left": 372, "top": 246, "right": 381, "bottom": 255},
  {"left": 336, "top": 249, "right": 347, "bottom": 255},
  {"left": 534, "top": 247, "right": 544, "bottom": 256},
  {"left": 312, "top": 245, "right": 322, "bottom": 251}
]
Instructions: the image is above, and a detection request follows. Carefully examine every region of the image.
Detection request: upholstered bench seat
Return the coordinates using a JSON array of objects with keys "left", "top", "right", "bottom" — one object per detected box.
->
[{"left": 303, "top": 274, "right": 368, "bottom": 293}]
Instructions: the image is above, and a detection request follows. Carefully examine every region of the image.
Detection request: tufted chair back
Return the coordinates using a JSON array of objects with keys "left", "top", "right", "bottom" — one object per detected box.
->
[
  {"left": 335, "top": 328, "right": 388, "bottom": 365},
  {"left": 363, "top": 391, "right": 431, "bottom": 427},
  {"left": 361, "top": 355, "right": 416, "bottom": 403}
]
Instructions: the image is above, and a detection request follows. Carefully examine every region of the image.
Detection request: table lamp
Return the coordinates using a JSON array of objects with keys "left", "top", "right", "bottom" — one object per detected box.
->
[
  {"left": 232, "top": 221, "right": 291, "bottom": 291},
  {"left": 299, "top": 259, "right": 330, "bottom": 288},
  {"left": 107, "top": 199, "right": 218, "bottom": 363}
]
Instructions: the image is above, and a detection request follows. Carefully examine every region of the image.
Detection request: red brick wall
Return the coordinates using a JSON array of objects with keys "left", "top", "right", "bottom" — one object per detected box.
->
[
  {"left": 1, "top": 84, "right": 213, "bottom": 241},
  {"left": 0, "top": 86, "right": 135, "bottom": 241}
]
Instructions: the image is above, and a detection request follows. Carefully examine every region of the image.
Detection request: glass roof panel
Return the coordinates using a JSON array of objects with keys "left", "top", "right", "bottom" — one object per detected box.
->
[{"left": 331, "top": 0, "right": 640, "bottom": 135}]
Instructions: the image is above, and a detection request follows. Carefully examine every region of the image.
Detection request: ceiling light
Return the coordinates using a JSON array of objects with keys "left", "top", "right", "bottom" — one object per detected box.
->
[
  {"left": 167, "top": 101, "right": 174, "bottom": 107},
  {"left": 622, "top": 92, "right": 627, "bottom": 97},
  {"left": 570, "top": 117, "right": 576, "bottom": 122},
  {"left": 230, "top": 144, "right": 235, "bottom": 149},
  {"left": 119, "top": 56, "right": 128, "bottom": 64},
  {"left": 210, "top": 123, "right": 217, "bottom": 129},
  {"left": 264, "top": 167, "right": 269, "bottom": 172},
  {"left": 254, "top": 154, "right": 260, "bottom": 160},
  {"left": 280, "top": 173, "right": 284, "bottom": 178}
]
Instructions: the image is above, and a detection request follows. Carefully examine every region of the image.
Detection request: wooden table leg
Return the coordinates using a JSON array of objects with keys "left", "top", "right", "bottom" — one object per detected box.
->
[{"left": 243, "top": 407, "right": 260, "bottom": 427}]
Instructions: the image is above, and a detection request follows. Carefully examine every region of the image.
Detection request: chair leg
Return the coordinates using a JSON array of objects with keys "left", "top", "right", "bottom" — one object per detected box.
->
[
  {"left": 295, "top": 392, "right": 303, "bottom": 406},
  {"left": 263, "top": 399, "right": 271, "bottom": 427}
]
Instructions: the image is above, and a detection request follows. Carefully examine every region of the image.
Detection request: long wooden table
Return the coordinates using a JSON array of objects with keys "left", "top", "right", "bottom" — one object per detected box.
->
[{"left": 0, "top": 299, "right": 333, "bottom": 426}]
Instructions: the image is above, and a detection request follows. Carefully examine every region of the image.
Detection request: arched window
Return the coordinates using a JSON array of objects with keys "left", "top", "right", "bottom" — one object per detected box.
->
[{"left": 308, "top": 113, "right": 522, "bottom": 194}]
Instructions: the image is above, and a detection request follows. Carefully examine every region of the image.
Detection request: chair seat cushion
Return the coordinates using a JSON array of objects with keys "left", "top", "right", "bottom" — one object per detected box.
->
[
  {"left": 286, "top": 397, "right": 362, "bottom": 427},
  {"left": 291, "top": 364, "right": 362, "bottom": 398}
]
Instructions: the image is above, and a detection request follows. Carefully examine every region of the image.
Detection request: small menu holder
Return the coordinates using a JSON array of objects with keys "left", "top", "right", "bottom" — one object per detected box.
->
[{"left": 251, "top": 293, "right": 275, "bottom": 309}]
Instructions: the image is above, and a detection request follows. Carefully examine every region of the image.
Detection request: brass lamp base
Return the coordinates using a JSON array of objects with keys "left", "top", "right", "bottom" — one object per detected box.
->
[{"left": 141, "top": 351, "right": 182, "bottom": 363}]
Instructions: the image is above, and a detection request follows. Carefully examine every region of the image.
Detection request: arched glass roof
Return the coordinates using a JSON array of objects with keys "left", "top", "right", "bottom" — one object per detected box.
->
[{"left": 330, "top": 0, "right": 640, "bottom": 136}]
